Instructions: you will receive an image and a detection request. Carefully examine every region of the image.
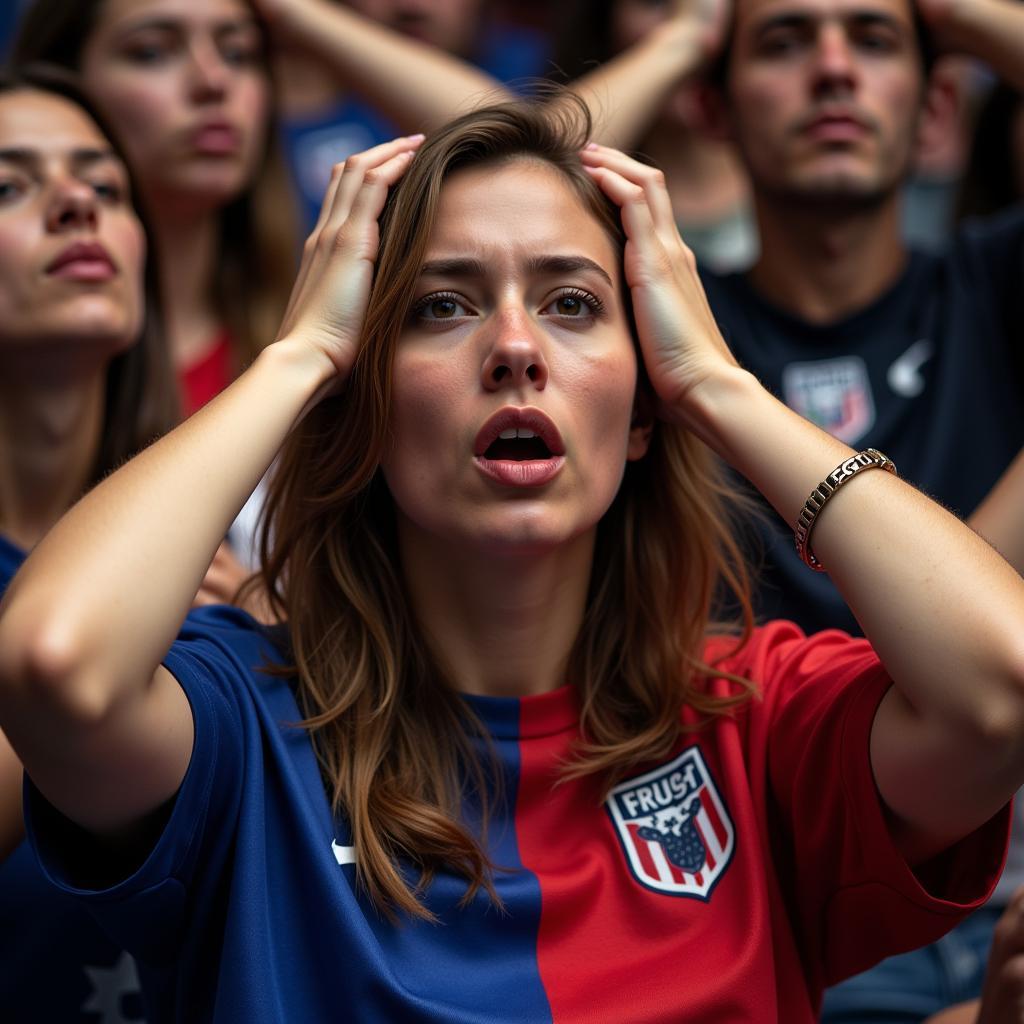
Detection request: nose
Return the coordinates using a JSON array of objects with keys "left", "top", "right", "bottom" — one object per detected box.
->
[
  {"left": 187, "top": 39, "right": 229, "bottom": 100},
  {"left": 480, "top": 307, "right": 549, "bottom": 392},
  {"left": 45, "top": 177, "right": 98, "bottom": 233},
  {"left": 810, "top": 24, "right": 859, "bottom": 97}
]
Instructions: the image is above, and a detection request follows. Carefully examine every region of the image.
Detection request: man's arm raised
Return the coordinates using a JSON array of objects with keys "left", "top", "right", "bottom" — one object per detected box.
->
[
  {"left": 919, "top": 0, "right": 1024, "bottom": 92},
  {"left": 561, "top": 0, "right": 731, "bottom": 150}
]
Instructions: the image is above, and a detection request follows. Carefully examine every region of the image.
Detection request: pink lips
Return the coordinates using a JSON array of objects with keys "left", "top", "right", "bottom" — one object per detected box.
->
[
  {"left": 46, "top": 241, "right": 116, "bottom": 281},
  {"left": 191, "top": 121, "right": 240, "bottom": 156},
  {"left": 473, "top": 407, "right": 566, "bottom": 488}
]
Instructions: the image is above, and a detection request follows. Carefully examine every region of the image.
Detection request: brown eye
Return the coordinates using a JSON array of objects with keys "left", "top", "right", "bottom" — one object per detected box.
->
[
  {"left": 412, "top": 291, "right": 469, "bottom": 324},
  {"left": 543, "top": 288, "right": 603, "bottom": 319},
  {"left": 429, "top": 298, "right": 459, "bottom": 319}
]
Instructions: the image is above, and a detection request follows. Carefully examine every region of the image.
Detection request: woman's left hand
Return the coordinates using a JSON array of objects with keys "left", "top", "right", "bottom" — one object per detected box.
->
[{"left": 579, "top": 143, "right": 739, "bottom": 424}]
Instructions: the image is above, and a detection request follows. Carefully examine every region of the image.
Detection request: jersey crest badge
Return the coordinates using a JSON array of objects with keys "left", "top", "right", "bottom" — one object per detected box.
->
[
  {"left": 606, "top": 746, "right": 734, "bottom": 899},
  {"left": 782, "top": 356, "right": 875, "bottom": 444}
]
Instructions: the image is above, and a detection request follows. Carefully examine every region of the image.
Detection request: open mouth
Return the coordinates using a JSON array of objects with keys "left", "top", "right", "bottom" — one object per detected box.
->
[{"left": 484, "top": 429, "right": 553, "bottom": 461}]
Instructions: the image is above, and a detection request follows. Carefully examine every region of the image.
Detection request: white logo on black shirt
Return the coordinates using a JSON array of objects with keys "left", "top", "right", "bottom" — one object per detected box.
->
[
  {"left": 887, "top": 338, "right": 935, "bottom": 398},
  {"left": 782, "top": 356, "right": 876, "bottom": 444}
]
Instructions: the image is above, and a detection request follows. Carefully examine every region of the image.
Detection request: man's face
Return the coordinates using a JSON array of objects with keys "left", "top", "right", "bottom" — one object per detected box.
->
[{"left": 724, "top": 0, "right": 927, "bottom": 207}]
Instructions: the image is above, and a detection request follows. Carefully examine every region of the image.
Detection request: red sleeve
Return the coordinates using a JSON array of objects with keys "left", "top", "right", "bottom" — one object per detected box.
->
[{"left": 718, "top": 621, "right": 1011, "bottom": 987}]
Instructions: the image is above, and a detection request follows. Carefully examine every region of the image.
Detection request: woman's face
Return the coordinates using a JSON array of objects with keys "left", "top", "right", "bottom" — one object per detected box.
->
[
  {"left": 80, "top": 0, "right": 270, "bottom": 214},
  {"left": 382, "top": 159, "right": 649, "bottom": 555},
  {"left": 0, "top": 89, "right": 144, "bottom": 359}
]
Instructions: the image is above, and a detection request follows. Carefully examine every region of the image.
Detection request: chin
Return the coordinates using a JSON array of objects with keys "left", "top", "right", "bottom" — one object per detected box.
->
[{"left": 166, "top": 164, "right": 255, "bottom": 209}]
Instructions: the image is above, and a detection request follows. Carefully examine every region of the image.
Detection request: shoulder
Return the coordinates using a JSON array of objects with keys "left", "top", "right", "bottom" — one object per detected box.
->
[
  {"left": 945, "top": 204, "right": 1024, "bottom": 282},
  {"left": 164, "top": 605, "right": 289, "bottom": 710},
  {"left": 705, "top": 620, "right": 880, "bottom": 688}
]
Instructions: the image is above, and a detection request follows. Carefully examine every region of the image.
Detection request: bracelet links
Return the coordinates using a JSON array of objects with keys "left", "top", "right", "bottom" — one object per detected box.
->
[{"left": 794, "top": 448, "right": 897, "bottom": 572}]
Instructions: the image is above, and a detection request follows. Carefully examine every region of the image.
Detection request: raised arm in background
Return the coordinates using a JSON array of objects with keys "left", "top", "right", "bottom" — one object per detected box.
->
[
  {"left": 579, "top": 141, "right": 1024, "bottom": 864},
  {"left": 918, "top": 0, "right": 1024, "bottom": 93},
  {"left": 0, "top": 135, "right": 422, "bottom": 838},
  {"left": 252, "top": 0, "right": 512, "bottom": 133},
  {"left": 563, "top": 0, "right": 730, "bottom": 149}
]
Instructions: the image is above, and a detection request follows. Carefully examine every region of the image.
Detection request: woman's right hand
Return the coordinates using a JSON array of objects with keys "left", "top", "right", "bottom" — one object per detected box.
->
[{"left": 273, "top": 134, "right": 424, "bottom": 386}]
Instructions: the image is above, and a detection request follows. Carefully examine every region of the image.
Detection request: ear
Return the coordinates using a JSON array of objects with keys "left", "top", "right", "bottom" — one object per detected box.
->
[
  {"left": 914, "top": 59, "right": 963, "bottom": 170},
  {"left": 692, "top": 80, "right": 733, "bottom": 143},
  {"left": 627, "top": 390, "right": 655, "bottom": 461}
]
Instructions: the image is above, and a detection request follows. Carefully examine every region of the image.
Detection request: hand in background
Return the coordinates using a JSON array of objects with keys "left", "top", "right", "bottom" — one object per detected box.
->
[{"left": 673, "top": 0, "right": 733, "bottom": 61}]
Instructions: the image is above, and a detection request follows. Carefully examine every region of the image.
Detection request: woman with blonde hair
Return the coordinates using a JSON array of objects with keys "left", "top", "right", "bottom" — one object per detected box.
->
[{"left": 1, "top": 99, "right": 1023, "bottom": 1022}]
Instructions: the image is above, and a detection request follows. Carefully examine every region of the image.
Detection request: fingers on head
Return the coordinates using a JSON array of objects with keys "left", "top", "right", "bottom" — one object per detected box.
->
[
  {"left": 582, "top": 148, "right": 676, "bottom": 234},
  {"left": 323, "top": 139, "right": 420, "bottom": 236}
]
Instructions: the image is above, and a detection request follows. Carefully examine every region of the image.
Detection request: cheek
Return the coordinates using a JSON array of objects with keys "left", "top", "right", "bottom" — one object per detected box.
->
[
  {"left": 88, "top": 74, "right": 177, "bottom": 164},
  {"left": 0, "top": 225, "right": 38, "bottom": 320},
  {"left": 561, "top": 344, "right": 638, "bottom": 460},
  {"left": 383, "top": 348, "right": 471, "bottom": 491}
]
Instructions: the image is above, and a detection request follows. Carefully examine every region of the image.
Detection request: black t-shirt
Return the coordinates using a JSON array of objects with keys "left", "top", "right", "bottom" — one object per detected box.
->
[{"left": 701, "top": 206, "right": 1024, "bottom": 635}]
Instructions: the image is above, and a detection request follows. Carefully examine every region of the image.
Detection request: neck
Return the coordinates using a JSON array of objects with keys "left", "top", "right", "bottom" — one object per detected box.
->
[
  {"left": 399, "top": 525, "right": 595, "bottom": 698},
  {"left": 0, "top": 355, "right": 107, "bottom": 550},
  {"left": 148, "top": 201, "right": 222, "bottom": 371},
  {"left": 748, "top": 191, "right": 907, "bottom": 323},
  {"left": 643, "top": 126, "right": 750, "bottom": 225}
]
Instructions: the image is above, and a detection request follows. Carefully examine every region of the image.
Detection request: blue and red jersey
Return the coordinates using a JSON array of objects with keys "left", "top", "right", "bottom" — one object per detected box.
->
[{"left": 26, "top": 606, "right": 1008, "bottom": 1022}]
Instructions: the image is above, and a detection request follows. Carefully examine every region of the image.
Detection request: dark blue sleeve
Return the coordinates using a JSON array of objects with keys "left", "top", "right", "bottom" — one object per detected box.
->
[{"left": 23, "top": 606, "right": 280, "bottom": 966}]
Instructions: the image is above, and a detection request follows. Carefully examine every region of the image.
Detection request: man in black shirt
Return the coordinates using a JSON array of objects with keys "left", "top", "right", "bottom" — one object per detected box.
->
[{"left": 571, "top": 1, "right": 1024, "bottom": 1019}]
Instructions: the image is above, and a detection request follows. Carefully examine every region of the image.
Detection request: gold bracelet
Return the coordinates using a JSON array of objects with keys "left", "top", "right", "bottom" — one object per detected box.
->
[{"left": 795, "top": 448, "right": 897, "bottom": 572}]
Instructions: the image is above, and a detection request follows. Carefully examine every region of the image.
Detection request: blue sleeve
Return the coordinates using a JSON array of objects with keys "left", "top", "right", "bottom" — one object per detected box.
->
[{"left": 24, "top": 606, "right": 282, "bottom": 966}]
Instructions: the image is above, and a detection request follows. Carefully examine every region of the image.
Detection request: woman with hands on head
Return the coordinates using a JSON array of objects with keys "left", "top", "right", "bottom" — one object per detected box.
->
[{"left": 1, "top": 97, "right": 1023, "bottom": 1022}]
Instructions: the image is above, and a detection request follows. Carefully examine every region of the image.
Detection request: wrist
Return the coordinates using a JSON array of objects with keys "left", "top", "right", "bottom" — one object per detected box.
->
[
  {"left": 650, "top": 18, "right": 705, "bottom": 74},
  {"left": 258, "top": 337, "right": 339, "bottom": 402},
  {"left": 667, "top": 364, "right": 764, "bottom": 449}
]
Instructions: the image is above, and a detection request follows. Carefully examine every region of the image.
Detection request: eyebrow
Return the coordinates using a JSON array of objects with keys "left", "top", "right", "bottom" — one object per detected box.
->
[
  {"left": 419, "top": 254, "right": 614, "bottom": 288},
  {"left": 754, "top": 9, "right": 905, "bottom": 33},
  {"left": 115, "top": 14, "right": 260, "bottom": 34},
  {"left": 0, "top": 146, "right": 120, "bottom": 168}
]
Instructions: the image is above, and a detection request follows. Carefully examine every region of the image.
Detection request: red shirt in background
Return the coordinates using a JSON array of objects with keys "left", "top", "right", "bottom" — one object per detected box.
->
[{"left": 179, "top": 330, "right": 232, "bottom": 417}]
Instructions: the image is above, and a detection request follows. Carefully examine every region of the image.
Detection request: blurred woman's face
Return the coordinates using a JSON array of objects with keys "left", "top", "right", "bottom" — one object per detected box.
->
[
  {"left": 0, "top": 89, "right": 144, "bottom": 361},
  {"left": 80, "top": 0, "right": 270, "bottom": 214},
  {"left": 382, "top": 159, "right": 649, "bottom": 555}
]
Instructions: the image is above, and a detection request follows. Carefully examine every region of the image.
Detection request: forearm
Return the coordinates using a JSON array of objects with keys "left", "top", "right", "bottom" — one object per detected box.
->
[
  {"left": 566, "top": 20, "right": 705, "bottom": 149},
  {"left": 269, "top": 1, "right": 512, "bottom": 132},
  {"left": 970, "top": 448, "right": 1024, "bottom": 576},
  {"left": 0, "top": 340, "right": 329, "bottom": 717},
  {"left": 684, "top": 367, "right": 1024, "bottom": 732},
  {"left": 935, "top": 0, "right": 1024, "bottom": 92}
]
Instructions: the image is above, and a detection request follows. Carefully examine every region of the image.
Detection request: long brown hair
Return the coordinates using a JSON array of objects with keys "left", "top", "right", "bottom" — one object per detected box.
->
[
  {"left": 11, "top": 0, "right": 296, "bottom": 370},
  {"left": 260, "top": 97, "right": 755, "bottom": 921},
  {"left": 0, "top": 66, "right": 178, "bottom": 480}
]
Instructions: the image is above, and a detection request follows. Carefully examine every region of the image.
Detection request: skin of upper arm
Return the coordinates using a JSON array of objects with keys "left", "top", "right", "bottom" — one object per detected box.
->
[
  {"left": 870, "top": 685, "right": 1020, "bottom": 865},
  {"left": 8, "top": 665, "right": 194, "bottom": 841}
]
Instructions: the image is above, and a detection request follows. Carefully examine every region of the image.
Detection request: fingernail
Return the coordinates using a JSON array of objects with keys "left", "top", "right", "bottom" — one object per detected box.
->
[
  {"left": 584, "top": 142, "right": 599, "bottom": 151},
  {"left": 408, "top": 133, "right": 425, "bottom": 142}
]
